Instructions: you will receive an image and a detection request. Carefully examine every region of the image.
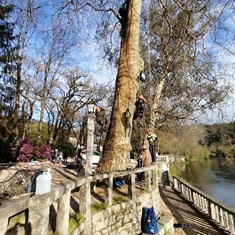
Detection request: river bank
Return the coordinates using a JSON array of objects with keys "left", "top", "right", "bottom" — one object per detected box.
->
[{"left": 174, "top": 157, "right": 235, "bottom": 209}]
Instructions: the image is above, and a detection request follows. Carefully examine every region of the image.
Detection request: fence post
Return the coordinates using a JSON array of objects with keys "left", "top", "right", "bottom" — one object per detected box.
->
[
  {"left": 173, "top": 177, "right": 178, "bottom": 189},
  {"left": 79, "top": 180, "right": 91, "bottom": 234},
  {"left": 0, "top": 218, "right": 8, "bottom": 235},
  {"left": 105, "top": 174, "right": 113, "bottom": 206},
  {"left": 146, "top": 170, "right": 152, "bottom": 191},
  {"left": 126, "top": 172, "right": 136, "bottom": 201},
  {"left": 56, "top": 189, "right": 71, "bottom": 235},
  {"left": 28, "top": 195, "right": 51, "bottom": 235},
  {"left": 152, "top": 167, "right": 158, "bottom": 189}
]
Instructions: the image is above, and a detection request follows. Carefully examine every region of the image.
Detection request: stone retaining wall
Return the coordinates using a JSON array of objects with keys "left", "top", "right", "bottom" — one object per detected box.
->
[{"left": 71, "top": 192, "right": 159, "bottom": 235}]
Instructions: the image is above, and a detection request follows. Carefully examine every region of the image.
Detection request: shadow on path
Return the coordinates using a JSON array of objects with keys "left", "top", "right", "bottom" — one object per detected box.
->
[{"left": 159, "top": 186, "right": 226, "bottom": 235}]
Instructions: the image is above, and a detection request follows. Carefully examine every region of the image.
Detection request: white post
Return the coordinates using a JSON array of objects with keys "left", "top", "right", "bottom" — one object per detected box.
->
[{"left": 86, "top": 101, "right": 96, "bottom": 175}]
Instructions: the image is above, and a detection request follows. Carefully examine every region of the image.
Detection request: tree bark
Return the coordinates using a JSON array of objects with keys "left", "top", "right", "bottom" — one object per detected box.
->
[{"left": 101, "top": 0, "right": 143, "bottom": 172}]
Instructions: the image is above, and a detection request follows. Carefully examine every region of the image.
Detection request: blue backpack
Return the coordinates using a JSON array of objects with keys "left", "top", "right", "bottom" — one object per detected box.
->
[
  {"left": 141, "top": 207, "right": 158, "bottom": 234},
  {"left": 113, "top": 178, "right": 125, "bottom": 188}
]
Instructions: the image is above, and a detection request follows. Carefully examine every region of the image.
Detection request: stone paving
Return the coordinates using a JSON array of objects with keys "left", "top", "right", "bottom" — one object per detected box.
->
[{"left": 0, "top": 159, "right": 78, "bottom": 184}]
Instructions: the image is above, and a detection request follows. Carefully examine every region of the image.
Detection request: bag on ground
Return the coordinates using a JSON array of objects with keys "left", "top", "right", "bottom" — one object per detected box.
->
[
  {"left": 141, "top": 206, "right": 158, "bottom": 234},
  {"left": 113, "top": 178, "right": 125, "bottom": 188}
]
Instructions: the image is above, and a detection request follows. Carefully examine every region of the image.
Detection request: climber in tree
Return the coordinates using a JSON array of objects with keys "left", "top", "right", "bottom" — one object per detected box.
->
[
  {"left": 134, "top": 94, "right": 147, "bottom": 119},
  {"left": 146, "top": 128, "right": 158, "bottom": 164},
  {"left": 118, "top": 0, "right": 128, "bottom": 32}
]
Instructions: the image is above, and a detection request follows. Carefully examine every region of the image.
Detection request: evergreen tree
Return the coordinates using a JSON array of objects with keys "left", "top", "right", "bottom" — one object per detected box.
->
[
  {"left": 0, "top": 4, "right": 17, "bottom": 117},
  {"left": 0, "top": 3, "right": 18, "bottom": 162}
]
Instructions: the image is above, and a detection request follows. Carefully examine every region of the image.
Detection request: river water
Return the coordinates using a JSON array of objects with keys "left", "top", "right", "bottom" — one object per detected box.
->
[{"left": 177, "top": 158, "right": 235, "bottom": 209}]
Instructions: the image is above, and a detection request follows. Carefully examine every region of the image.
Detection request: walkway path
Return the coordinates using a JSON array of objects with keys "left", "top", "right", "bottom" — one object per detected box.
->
[{"left": 159, "top": 186, "right": 228, "bottom": 235}]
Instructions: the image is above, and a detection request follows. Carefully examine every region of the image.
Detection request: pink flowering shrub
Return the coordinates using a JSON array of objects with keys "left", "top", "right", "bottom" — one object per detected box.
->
[
  {"left": 17, "top": 139, "right": 52, "bottom": 162},
  {"left": 38, "top": 145, "right": 51, "bottom": 159},
  {"left": 17, "top": 139, "right": 34, "bottom": 162}
]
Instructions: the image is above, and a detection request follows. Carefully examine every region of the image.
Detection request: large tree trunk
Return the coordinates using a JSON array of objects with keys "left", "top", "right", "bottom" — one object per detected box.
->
[{"left": 101, "top": 0, "right": 143, "bottom": 172}]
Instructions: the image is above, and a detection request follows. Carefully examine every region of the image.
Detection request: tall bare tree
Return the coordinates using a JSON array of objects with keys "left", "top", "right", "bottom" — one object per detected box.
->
[
  {"left": 8, "top": 0, "right": 38, "bottom": 141},
  {"left": 34, "top": 22, "right": 73, "bottom": 142},
  {"left": 47, "top": 68, "right": 107, "bottom": 144},
  {"left": 140, "top": 0, "right": 232, "bottom": 129}
]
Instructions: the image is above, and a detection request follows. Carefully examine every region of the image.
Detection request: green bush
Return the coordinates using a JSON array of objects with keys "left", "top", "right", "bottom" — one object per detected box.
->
[{"left": 58, "top": 140, "right": 76, "bottom": 158}]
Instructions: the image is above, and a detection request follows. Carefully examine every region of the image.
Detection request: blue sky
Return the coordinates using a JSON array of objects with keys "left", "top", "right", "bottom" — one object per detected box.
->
[
  {"left": 204, "top": 1, "right": 235, "bottom": 123},
  {"left": 8, "top": 0, "right": 234, "bottom": 124},
  {"left": 76, "top": 45, "right": 117, "bottom": 85}
]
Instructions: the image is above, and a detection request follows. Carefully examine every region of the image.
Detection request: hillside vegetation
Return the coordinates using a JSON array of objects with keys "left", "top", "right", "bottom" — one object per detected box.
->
[
  {"left": 1, "top": 118, "right": 235, "bottom": 162},
  {"left": 157, "top": 122, "right": 235, "bottom": 160}
]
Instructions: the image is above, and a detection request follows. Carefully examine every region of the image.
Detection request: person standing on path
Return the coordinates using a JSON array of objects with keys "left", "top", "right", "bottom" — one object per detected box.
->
[
  {"left": 142, "top": 145, "right": 152, "bottom": 167},
  {"left": 146, "top": 128, "right": 158, "bottom": 163},
  {"left": 137, "top": 145, "right": 152, "bottom": 181}
]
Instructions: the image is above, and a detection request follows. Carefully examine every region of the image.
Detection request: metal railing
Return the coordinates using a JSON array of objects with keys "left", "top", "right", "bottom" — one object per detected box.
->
[
  {"left": 157, "top": 154, "right": 185, "bottom": 163},
  {"left": 157, "top": 155, "right": 169, "bottom": 162},
  {"left": 173, "top": 176, "right": 235, "bottom": 234}
]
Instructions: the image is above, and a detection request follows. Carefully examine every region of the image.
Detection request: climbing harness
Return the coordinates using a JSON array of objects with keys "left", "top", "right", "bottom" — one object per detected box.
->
[{"left": 134, "top": 94, "right": 147, "bottom": 119}]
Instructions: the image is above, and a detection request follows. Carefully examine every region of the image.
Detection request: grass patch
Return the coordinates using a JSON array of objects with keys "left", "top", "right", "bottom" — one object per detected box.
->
[
  {"left": 113, "top": 195, "right": 129, "bottom": 204},
  {"left": 91, "top": 202, "right": 108, "bottom": 213},
  {"left": 8, "top": 211, "right": 26, "bottom": 229},
  {"left": 68, "top": 213, "right": 85, "bottom": 234}
]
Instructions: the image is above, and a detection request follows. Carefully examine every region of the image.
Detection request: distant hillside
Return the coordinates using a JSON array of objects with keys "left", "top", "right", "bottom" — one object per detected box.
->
[
  {"left": 204, "top": 121, "right": 235, "bottom": 158},
  {"left": 157, "top": 122, "right": 235, "bottom": 160}
]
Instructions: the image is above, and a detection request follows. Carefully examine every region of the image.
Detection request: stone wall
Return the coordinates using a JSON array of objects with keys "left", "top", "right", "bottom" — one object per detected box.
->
[{"left": 71, "top": 191, "right": 159, "bottom": 235}]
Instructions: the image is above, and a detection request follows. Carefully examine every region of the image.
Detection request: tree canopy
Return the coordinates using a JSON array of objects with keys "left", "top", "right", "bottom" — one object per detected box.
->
[{"left": 0, "top": 0, "right": 234, "bottom": 167}]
